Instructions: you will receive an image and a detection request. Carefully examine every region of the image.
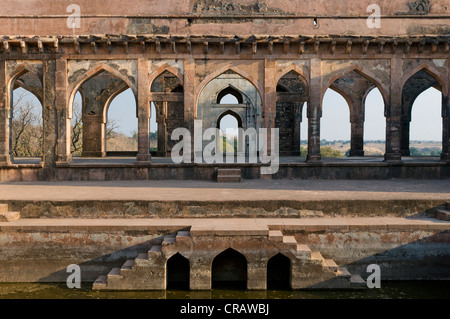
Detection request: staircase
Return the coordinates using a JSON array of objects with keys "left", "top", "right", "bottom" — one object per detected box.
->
[
  {"left": 268, "top": 230, "right": 366, "bottom": 289},
  {"left": 93, "top": 228, "right": 366, "bottom": 291},
  {"left": 436, "top": 203, "right": 450, "bottom": 221},
  {"left": 217, "top": 169, "right": 241, "bottom": 183},
  {"left": 0, "top": 203, "right": 20, "bottom": 222}
]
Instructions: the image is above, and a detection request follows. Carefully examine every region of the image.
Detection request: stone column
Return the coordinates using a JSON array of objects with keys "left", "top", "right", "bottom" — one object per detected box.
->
[
  {"left": 55, "top": 58, "right": 72, "bottom": 163},
  {"left": 136, "top": 59, "right": 151, "bottom": 162},
  {"left": 156, "top": 103, "right": 167, "bottom": 157},
  {"left": 400, "top": 116, "right": 411, "bottom": 156},
  {"left": 441, "top": 94, "right": 450, "bottom": 161},
  {"left": 349, "top": 116, "right": 365, "bottom": 157},
  {"left": 292, "top": 102, "right": 303, "bottom": 156},
  {"left": 81, "top": 114, "right": 105, "bottom": 157},
  {"left": 307, "top": 59, "right": 322, "bottom": 161},
  {"left": 264, "top": 59, "right": 277, "bottom": 156},
  {"left": 42, "top": 60, "right": 58, "bottom": 168},
  {"left": 384, "top": 57, "right": 403, "bottom": 162},
  {"left": 0, "top": 60, "right": 11, "bottom": 165},
  {"left": 184, "top": 59, "right": 195, "bottom": 162}
]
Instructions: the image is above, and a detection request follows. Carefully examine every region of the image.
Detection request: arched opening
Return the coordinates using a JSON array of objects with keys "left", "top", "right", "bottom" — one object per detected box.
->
[
  {"left": 401, "top": 69, "right": 443, "bottom": 157},
  {"left": 105, "top": 88, "right": 138, "bottom": 155},
  {"left": 70, "top": 70, "right": 136, "bottom": 158},
  {"left": 320, "top": 89, "right": 350, "bottom": 157},
  {"left": 150, "top": 102, "right": 158, "bottom": 154},
  {"left": 211, "top": 248, "right": 247, "bottom": 290},
  {"left": 150, "top": 70, "right": 184, "bottom": 157},
  {"left": 166, "top": 253, "right": 190, "bottom": 290},
  {"left": 267, "top": 253, "right": 291, "bottom": 290},
  {"left": 10, "top": 87, "right": 43, "bottom": 163},
  {"left": 363, "top": 88, "right": 386, "bottom": 156},
  {"left": 217, "top": 86, "right": 243, "bottom": 104},
  {"left": 410, "top": 87, "right": 442, "bottom": 156},
  {"left": 276, "top": 71, "right": 308, "bottom": 156}
]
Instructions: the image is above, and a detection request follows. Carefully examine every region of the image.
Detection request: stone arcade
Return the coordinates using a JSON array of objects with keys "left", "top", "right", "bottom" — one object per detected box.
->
[{"left": 0, "top": 0, "right": 449, "bottom": 181}]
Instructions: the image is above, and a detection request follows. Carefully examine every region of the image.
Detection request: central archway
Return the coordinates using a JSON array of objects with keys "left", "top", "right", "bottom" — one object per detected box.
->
[{"left": 211, "top": 248, "right": 247, "bottom": 289}]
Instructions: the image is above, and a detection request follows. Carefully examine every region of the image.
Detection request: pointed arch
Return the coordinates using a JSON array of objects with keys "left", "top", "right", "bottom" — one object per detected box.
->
[
  {"left": 275, "top": 66, "right": 309, "bottom": 88},
  {"left": 196, "top": 66, "right": 263, "bottom": 117},
  {"left": 7, "top": 63, "right": 43, "bottom": 110},
  {"left": 211, "top": 248, "right": 248, "bottom": 289},
  {"left": 67, "top": 64, "right": 137, "bottom": 119},
  {"left": 401, "top": 63, "right": 448, "bottom": 96},
  {"left": 323, "top": 65, "right": 389, "bottom": 108},
  {"left": 217, "top": 109, "right": 243, "bottom": 129},
  {"left": 149, "top": 65, "right": 184, "bottom": 92},
  {"left": 216, "top": 85, "right": 244, "bottom": 104}
]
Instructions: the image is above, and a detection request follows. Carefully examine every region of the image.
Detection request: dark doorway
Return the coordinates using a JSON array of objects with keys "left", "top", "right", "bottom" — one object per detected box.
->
[
  {"left": 212, "top": 248, "right": 247, "bottom": 290},
  {"left": 267, "top": 253, "right": 291, "bottom": 290},
  {"left": 166, "top": 253, "right": 190, "bottom": 290}
]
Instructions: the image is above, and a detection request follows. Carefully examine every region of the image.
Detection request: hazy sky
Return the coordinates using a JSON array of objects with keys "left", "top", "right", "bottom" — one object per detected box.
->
[{"left": 15, "top": 84, "right": 443, "bottom": 142}]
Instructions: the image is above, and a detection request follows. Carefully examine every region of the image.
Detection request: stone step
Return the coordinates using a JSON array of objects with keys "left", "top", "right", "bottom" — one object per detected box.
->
[
  {"left": 295, "top": 244, "right": 312, "bottom": 258},
  {"left": 217, "top": 169, "right": 241, "bottom": 176},
  {"left": 92, "top": 275, "right": 107, "bottom": 290},
  {"left": 176, "top": 230, "right": 191, "bottom": 242},
  {"left": 162, "top": 236, "right": 176, "bottom": 245},
  {"left": 107, "top": 268, "right": 123, "bottom": 279},
  {"left": 282, "top": 236, "right": 298, "bottom": 249},
  {"left": 310, "top": 252, "right": 325, "bottom": 264},
  {"left": 0, "top": 211, "right": 20, "bottom": 222},
  {"left": 217, "top": 175, "right": 241, "bottom": 183},
  {"left": 121, "top": 259, "right": 134, "bottom": 271},
  {"left": 436, "top": 209, "right": 450, "bottom": 221},
  {"left": 350, "top": 275, "right": 367, "bottom": 287},
  {"left": 336, "top": 267, "right": 352, "bottom": 279},
  {"left": 0, "top": 204, "right": 9, "bottom": 214},
  {"left": 323, "top": 259, "right": 339, "bottom": 272},
  {"left": 148, "top": 245, "right": 162, "bottom": 254},
  {"left": 268, "top": 230, "right": 283, "bottom": 242}
]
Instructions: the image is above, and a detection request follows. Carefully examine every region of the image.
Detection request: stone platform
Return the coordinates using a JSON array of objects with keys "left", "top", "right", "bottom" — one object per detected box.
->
[
  {"left": 1, "top": 156, "right": 449, "bottom": 181},
  {"left": 0, "top": 179, "right": 448, "bottom": 289}
]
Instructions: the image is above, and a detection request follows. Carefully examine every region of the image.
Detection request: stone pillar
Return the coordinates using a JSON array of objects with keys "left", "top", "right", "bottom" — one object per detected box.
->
[
  {"left": 0, "top": 60, "right": 11, "bottom": 165},
  {"left": 349, "top": 116, "right": 365, "bottom": 157},
  {"left": 184, "top": 59, "right": 195, "bottom": 162},
  {"left": 136, "top": 59, "right": 151, "bottom": 162},
  {"left": 441, "top": 94, "right": 450, "bottom": 161},
  {"left": 384, "top": 57, "right": 403, "bottom": 162},
  {"left": 81, "top": 114, "right": 105, "bottom": 157},
  {"left": 247, "top": 261, "right": 266, "bottom": 290},
  {"left": 292, "top": 102, "right": 303, "bottom": 156},
  {"left": 55, "top": 58, "right": 72, "bottom": 163},
  {"left": 307, "top": 59, "right": 322, "bottom": 161},
  {"left": 156, "top": 107, "right": 167, "bottom": 157},
  {"left": 264, "top": 59, "right": 277, "bottom": 155},
  {"left": 42, "top": 60, "right": 58, "bottom": 168},
  {"left": 400, "top": 116, "right": 411, "bottom": 156}
]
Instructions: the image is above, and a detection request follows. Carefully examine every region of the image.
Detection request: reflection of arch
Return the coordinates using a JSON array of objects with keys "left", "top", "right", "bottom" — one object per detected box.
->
[
  {"left": 166, "top": 252, "right": 190, "bottom": 290},
  {"left": 216, "top": 110, "right": 243, "bottom": 129},
  {"left": 324, "top": 65, "right": 389, "bottom": 107},
  {"left": 211, "top": 248, "right": 247, "bottom": 289},
  {"left": 216, "top": 85, "right": 243, "bottom": 104},
  {"left": 196, "top": 66, "right": 263, "bottom": 117},
  {"left": 267, "top": 253, "right": 291, "bottom": 290},
  {"left": 68, "top": 64, "right": 136, "bottom": 118}
]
